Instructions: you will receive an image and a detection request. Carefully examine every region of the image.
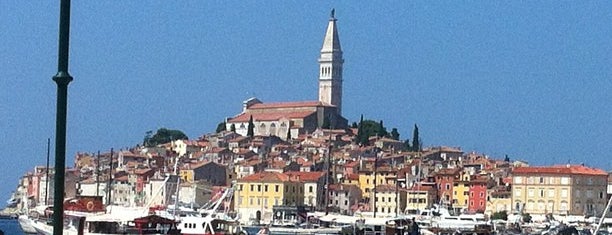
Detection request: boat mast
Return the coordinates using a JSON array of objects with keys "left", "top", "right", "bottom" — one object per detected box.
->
[
  {"left": 324, "top": 127, "right": 333, "bottom": 215},
  {"left": 594, "top": 194, "right": 612, "bottom": 235},
  {"left": 106, "top": 148, "right": 114, "bottom": 205},
  {"left": 96, "top": 150, "right": 100, "bottom": 197},
  {"left": 45, "top": 138, "right": 50, "bottom": 205}
]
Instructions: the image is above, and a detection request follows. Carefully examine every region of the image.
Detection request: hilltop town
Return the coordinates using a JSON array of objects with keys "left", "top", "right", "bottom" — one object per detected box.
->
[
  {"left": 5, "top": 10, "right": 612, "bottom": 228},
  {"left": 8, "top": 126, "right": 612, "bottom": 225}
]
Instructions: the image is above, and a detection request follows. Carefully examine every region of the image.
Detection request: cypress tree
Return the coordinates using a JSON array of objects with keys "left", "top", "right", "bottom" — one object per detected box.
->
[
  {"left": 377, "top": 120, "right": 388, "bottom": 137},
  {"left": 286, "top": 128, "right": 292, "bottom": 140},
  {"left": 247, "top": 115, "right": 254, "bottom": 137},
  {"left": 356, "top": 115, "right": 364, "bottom": 145},
  {"left": 230, "top": 124, "right": 236, "bottom": 132},
  {"left": 412, "top": 124, "right": 420, "bottom": 152}
]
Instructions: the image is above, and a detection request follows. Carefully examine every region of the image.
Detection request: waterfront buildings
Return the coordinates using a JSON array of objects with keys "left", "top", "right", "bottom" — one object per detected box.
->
[{"left": 511, "top": 164, "right": 609, "bottom": 216}]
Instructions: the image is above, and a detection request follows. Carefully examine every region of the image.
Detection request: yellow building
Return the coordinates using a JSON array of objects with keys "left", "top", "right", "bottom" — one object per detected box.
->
[
  {"left": 486, "top": 188, "right": 512, "bottom": 215},
  {"left": 512, "top": 165, "right": 608, "bottom": 217},
  {"left": 404, "top": 182, "right": 437, "bottom": 214},
  {"left": 371, "top": 184, "right": 398, "bottom": 216},
  {"left": 234, "top": 171, "right": 304, "bottom": 224},
  {"left": 357, "top": 166, "right": 396, "bottom": 201},
  {"left": 452, "top": 173, "right": 471, "bottom": 212}
]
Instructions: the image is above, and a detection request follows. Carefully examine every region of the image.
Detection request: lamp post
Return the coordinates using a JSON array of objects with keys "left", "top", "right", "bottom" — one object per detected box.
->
[{"left": 52, "top": 0, "right": 73, "bottom": 234}]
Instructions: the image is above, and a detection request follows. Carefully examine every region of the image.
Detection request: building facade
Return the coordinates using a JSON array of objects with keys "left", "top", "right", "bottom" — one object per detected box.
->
[
  {"left": 511, "top": 165, "right": 608, "bottom": 216},
  {"left": 234, "top": 171, "right": 304, "bottom": 224}
]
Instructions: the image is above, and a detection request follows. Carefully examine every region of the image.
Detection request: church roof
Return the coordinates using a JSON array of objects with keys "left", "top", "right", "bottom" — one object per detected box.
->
[
  {"left": 227, "top": 110, "right": 316, "bottom": 123},
  {"left": 248, "top": 100, "right": 333, "bottom": 109}
]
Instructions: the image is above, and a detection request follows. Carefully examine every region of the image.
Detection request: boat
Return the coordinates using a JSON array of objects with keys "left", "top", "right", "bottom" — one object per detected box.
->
[{"left": 175, "top": 184, "right": 248, "bottom": 235}]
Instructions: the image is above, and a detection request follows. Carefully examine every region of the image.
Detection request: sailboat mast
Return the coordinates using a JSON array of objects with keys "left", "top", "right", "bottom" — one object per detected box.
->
[
  {"left": 594, "top": 195, "right": 612, "bottom": 235},
  {"left": 107, "top": 148, "right": 114, "bottom": 205},
  {"left": 45, "top": 138, "right": 50, "bottom": 205},
  {"left": 96, "top": 150, "right": 100, "bottom": 196}
]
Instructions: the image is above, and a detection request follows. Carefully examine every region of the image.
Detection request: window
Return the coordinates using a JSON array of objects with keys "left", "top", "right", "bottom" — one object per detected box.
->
[
  {"left": 275, "top": 185, "right": 279, "bottom": 192},
  {"left": 250, "top": 185, "right": 254, "bottom": 191},
  {"left": 515, "top": 189, "right": 522, "bottom": 197},
  {"left": 258, "top": 185, "right": 261, "bottom": 192},
  {"left": 309, "top": 186, "right": 313, "bottom": 193},
  {"left": 540, "top": 189, "right": 544, "bottom": 197},
  {"left": 528, "top": 189, "right": 534, "bottom": 197},
  {"left": 446, "top": 184, "right": 450, "bottom": 190},
  {"left": 548, "top": 189, "right": 555, "bottom": 198},
  {"left": 344, "top": 200, "right": 348, "bottom": 206},
  {"left": 480, "top": 192, "right": 484, "bottom": 198},
  {"left": 514, "top": 177, "right": 523, "bottom": 184},
  {"left": 264, "top": 185, "right": 268, "bottom": 192},
  {"left": 560, "top": 201, "right": 568, "bottom": 211},
  {"left": 561, "top": 177, "right": 569, "bottom": 184},
  {"left": 561, "top": 189, "right": 568, "bottom": 198},
  {"left": 539, "top": 177, "right": 544, "bottom": 184}
]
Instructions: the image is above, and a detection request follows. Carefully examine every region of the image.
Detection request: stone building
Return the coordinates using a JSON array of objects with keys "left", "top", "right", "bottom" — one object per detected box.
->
[{"left": 227, "top": 11, "right": 348, "bottom": 139}]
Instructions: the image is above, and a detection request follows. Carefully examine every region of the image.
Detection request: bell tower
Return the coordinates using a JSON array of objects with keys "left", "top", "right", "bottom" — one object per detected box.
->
[{"left": 318, "top": 9, "right": 344, "bottom": 115}]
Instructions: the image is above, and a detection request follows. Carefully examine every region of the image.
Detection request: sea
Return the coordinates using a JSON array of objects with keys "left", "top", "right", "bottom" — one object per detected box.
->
[{"left": 0, "top": 218, "right": 25, "bottom": 235}]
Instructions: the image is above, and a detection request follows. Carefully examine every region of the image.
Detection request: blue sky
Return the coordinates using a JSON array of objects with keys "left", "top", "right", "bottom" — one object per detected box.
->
[{"left": 1, "top": 1, "right": 611, "bottom": 202}]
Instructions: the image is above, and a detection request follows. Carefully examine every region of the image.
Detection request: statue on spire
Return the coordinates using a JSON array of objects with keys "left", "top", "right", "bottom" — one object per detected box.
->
[{"left": 331, "top": 8, "right": 335, "bottom": 19}]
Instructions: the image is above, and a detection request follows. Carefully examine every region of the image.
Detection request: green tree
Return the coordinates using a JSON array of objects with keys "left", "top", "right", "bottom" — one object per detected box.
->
[
  {"left": 356, "top": 115, "right": 364, "bottom": 145},
  {"left": 411, "top": 124, "right": 421, "bottom": 151},
  {"left": 356, "top": 118, "right": 387, "bottom": 145},
  {"left": 351, "top": 122, "right": 358, "bottom": 128},
  {"left": 230, "top": 124, "right": 236, "bottom": 132},
  {"left": 403, "top": 139, "right": 411, "bottom": 150},
  {"left": 247, "top": 115, "right": 254, "bottom": 137},
  {"left": 377, "top": 120, "right": 388, "bottom": 137},
  {"left": 390, "top": 128, "right": 400, "bottom": 140},
  {"left": 143, "top": 128, "right": 188, "bottom": 147},
  {"left": 215, "top": 121, "right": 226, "bottom": 133}
]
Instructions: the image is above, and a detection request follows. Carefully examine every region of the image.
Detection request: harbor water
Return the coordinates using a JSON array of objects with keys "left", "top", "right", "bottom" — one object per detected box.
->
[{"left": 0, "top": 218, "right": 25, "bottom": 235}]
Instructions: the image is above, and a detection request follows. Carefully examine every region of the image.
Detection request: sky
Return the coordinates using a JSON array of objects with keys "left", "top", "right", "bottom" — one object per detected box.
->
[{"left": 1, "top": 1, "right": 611, "bottom": 203}]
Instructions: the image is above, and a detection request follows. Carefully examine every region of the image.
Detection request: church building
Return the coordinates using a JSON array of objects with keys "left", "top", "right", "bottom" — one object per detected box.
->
[{"left": 226, "top": 11, "right": 348, "bottom": 139}]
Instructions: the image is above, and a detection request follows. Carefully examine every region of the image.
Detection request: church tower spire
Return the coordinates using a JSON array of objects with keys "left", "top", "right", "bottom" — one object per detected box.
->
[{"left": 318, "top": 9, "right": 344, "bottom": 115}]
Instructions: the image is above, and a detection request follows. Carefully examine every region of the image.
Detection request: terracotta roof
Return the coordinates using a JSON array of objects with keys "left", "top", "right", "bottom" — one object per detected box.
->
[
  {"left": 240, "top": 171, "right": 290, "bottom": 182},
  {"left": 345, "top": 173, "right": 359, "bottom": 181},
  {"left": 248, "top": 101, "right": 333, "bottom": 109},
  {"left": 285, "top": 171, "right": 325, "bottom": 182},
  {"left": 512, "top": 165, "right": 608, "bottom": 176},
  {"left": 228, "top": 111, "right": 316, "bottom": 123}
]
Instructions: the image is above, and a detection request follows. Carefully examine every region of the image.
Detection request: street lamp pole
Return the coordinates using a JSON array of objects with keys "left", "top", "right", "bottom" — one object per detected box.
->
[{"left": 51, "top": 0, "right": 73, "bottom": 234}]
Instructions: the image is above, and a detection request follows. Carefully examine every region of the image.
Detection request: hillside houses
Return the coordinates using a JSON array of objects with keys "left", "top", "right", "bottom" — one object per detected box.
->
[{"left": 11, "top": 127, "right": 611, "bottom": 223}]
